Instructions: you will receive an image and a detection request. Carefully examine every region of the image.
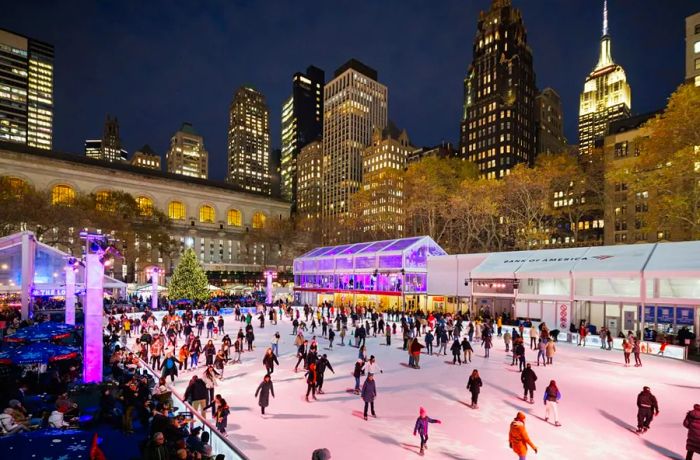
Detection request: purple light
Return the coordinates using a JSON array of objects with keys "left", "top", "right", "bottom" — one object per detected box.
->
[{"left": 83, "top": 253, "right": 103, "bottom": 383}]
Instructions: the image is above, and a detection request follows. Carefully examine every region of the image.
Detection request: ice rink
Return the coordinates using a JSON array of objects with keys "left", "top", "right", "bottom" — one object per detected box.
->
[{"left": 162, "top": 317, "right": 699, "bottom": 460}]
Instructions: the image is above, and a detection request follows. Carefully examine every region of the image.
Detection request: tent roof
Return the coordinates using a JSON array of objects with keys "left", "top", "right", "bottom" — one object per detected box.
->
[
  {"left": 514, "top": 246, "right": 591, "bottom": 279},
  {"left": 643, "top": 241, "right": 700, "bottom": 278},
  {"left": 470, "top": 250, "right": 535, "bottom": 279},
  {"left": 570, "top": 243, "right": 656, "bottom": 278}
]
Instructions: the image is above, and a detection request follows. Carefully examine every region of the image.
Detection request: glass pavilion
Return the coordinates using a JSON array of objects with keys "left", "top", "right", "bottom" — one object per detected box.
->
[{"left": 293, "top": 236, "right": 447, "bottom": 310}]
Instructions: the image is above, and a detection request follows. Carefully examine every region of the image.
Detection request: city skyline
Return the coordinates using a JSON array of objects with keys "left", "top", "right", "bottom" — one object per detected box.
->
[{"left": 2, "top": 0, "right": 696, "bottom": 181}]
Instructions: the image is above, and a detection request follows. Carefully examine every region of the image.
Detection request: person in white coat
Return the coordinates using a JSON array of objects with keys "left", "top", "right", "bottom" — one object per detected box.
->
[
  {"left": 0, "top": 408, "right": 29, "bottom": 433},
  {"left": 48, "top": 409, "right": 72, "bottom": 429}
]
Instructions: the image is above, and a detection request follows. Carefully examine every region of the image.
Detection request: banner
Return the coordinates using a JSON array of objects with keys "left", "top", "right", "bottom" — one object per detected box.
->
[
  {"left": 676, "top": 307, "right": 695, "bottom": 326},
  {"left": 656, "top": 306, "right": 674, "bottom": 324}
]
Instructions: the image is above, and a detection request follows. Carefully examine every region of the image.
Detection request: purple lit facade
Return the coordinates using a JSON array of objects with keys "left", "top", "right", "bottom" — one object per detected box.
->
[{"left": 83, "top": 253, "right": 103, "bottom": 383}]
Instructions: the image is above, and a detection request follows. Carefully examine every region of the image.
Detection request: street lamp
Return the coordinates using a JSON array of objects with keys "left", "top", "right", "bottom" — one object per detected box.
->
[{"left": 400, "top": 268, "right": 406, "bottom": 313}]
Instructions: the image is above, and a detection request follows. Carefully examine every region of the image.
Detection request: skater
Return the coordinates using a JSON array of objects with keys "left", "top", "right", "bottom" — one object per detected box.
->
[
  {"left": 262, "top": 348, "right": 279, "bottom": 375},
  {"left": 328, "top": 328, "right": 335, "bottom": 348},
  {"left": 271, "top": 331, "right": 280, "bottom": 357},
  {"left": 509, "top": 412, "right": 538, "bottom": 459},
  {"left": 425, "top": 330, "right": 434, "bottom": 355},
  {"left": 316, "top": 354, "right": 335, "bottom": 394},
  {"left": 214, "top": 398, "right": 230, "bottom": 434},
  {"left": 683, "top": 404, "right": 700, "bottom": 460},
  {"left": 353, "top": 359, "right": 364, "bottom": 394},
  {"left": 484, "top": 332, "right": 492, "bottom": 358},
  {"left": 294, "top": 340, "right": 308, "bottom": 372},
  {"left": 529, "top": 325, "right": 539, "bottom": 350},
  {"left": 633, "top": 339, "right": 643, "bottom": 367},
  {"left": 305, "top": 362, "right": 318, "bottom": 401},
  {"left": 504, "top": 330, "right": 512, "bottom": 353},
  {"left": 385, "top": 325, "right": 391, "bottom": 346},
  {"left": 254, "top": 374, "right": 275, "bottom": 415},
  {"left": 413, "top": 407, "right": 442, "bottom": 456},
  {"left": 543, "top": 380, "right": 561, "bottom": 426},
  {"left": 451, "top": 338, "right": 462, "bottom": 365},
  {"left": 159, "top": 352, "right": 180, "bottom": 382},
  {"left": 366, "top": 355, "right": 383, "bottom": 375},
  {"left": 521, "top": 363, "right": 537, "bottom": 404},
  {"left": 515, "top": 340, "right": 526, "bottom": 371},
  {"left": 361, "top": 373, "right": 377, "bottom": 420},
  {"left": 635, "top": 386, "right": 659, "bottom": 433},
  {"left": 461, "top": 337, "right": 473, "bottom": 363},
  {"left": 340, "top": 325, "right": 347, "bottom": 346},
  {"left": 466, "top": 370, "right": 482, "bottom": 409},
  {"left": 536, "top": 339, "right": 546, "bottom": 367},
  {"left": 622, "top": 339, "right": 632, "bottom": 367},
  {"left": 545, "top": 339, "right": 556, "bottom": 365}
]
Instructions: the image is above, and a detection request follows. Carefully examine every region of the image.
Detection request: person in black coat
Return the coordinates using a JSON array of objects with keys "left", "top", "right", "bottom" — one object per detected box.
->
[
  {"left": 521, "top": 363, "right": 537, "bottom": 403},
  {"left": 451, "top": 338, "right": 462, "bottom": 365},
  {"left": 636, "top": 386, "right": 659, "bottom": 433},
  {"left": 294, "top": 340, "right": 308, "bottom": 373},
  {"left": 466, "top": 369, "right": 483, "bottom": 409},
  {"left": 262, "top": 348, "right": 279, "bottom": 375},
  {"left": 254, "top": 374, "right": 275, "bottom": 415},
  {"left": 315, "top": 354, "right": 335, "bottom": 394},
  {"left": 361, "top": 374, "right": 377, "bottom": 420}
]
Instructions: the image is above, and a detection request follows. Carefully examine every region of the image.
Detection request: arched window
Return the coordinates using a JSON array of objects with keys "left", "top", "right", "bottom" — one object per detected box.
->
[
  {"left": 51, "top": 184, "right": 75, "bottom": 206},
  {"left": 2, "top": 177, "right": 27, "bottom": 197},
  {"left": 199, "top": 205, "right": 215, "bottom": 223},
  {"left": 168, "top": 201, "right": 186, "bottom": 220},
  {"left": 252, "top": 211, "right": 266, "bottom": 229},
  {"left": 95, "top": 191, "right": 111, "bottom": 211},
  {"left": 136, "top": 196, "right": 153, "bottom": 216},
  {"left": 227, "top": 209, "right": 242, "bottom": 227}
]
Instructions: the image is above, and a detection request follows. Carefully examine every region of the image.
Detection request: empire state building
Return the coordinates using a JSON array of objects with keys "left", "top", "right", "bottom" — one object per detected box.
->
[{"left": 578, "top": 0, "right": 631, "bottom": 155}]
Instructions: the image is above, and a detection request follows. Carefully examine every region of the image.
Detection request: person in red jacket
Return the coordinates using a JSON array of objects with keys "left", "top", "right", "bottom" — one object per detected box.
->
[{"left": 508, "top": 411, "right": 537, "bottom": 459}]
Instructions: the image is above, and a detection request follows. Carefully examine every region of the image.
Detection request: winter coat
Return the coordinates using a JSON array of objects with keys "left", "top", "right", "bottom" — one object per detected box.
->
[
  {"left": 637, "top": 390, "right": 659, "bottom": 413},
  {"left": 410, "top": 340, "right": 423, "bottom": 357},
  {"left": 461, "top": 340, "right": 473, "bottom": 351},
  {"left": 305, "top": 367, "right": 317, "bottom": 385},
  {"left": 255, "top": 380, "right": 275, "bottom": 408},
  {"left": 545, "top": 341, "right": 556, "bottom": 357},
  {"left": 684, "top": 404, "right": 700, "bottom": 454},
  {"left": 450, "top": 340, "right": 461, "bottom": 354},
  {"left": 48, "top": 410, "right": 70, "bottom": 428},
  {"left": 142, "top": 440, "right": 170, "bottom": 460},
  {"left": 509, "top": 420, "right": 536, "bottom": 456},
  {"left": 521, "top": 368, "right": 537, "bottom": 391},
  {"left": 543, "top": 386, "right": 561, "bottom": 403},
  {"left": 467, "top": 376, "right": 482, "bottom": 394},
  {"left": 353, "top": 361, "right": 364, "bottom": 378},
  {"left": 202, "top": 371, "right": 219, "bottom": 389},
  {"left": 361, "top": 378, "right": 377, "bottom": 402},
  {"left": 184, "top": 378, "right": 208, "bottom": 402},
  {"left": 413, "top": 416, "right": 439, "bottom": 436},
  {"left": 0, "top": 412, "right": 21, "bottom": 432},
  {"left": 263, "top": 353, "right": 279, "bottom": 369},
  {"left": 514, "top": 343, "right": 525, "bottom": 358}
]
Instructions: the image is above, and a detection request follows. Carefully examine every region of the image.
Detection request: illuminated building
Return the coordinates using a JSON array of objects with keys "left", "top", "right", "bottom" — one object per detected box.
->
[
  {"left": 85, "top": 115, "right": 127, "bottom": 162},
  {"left": 227, "top": 86, "right": 271, "bottom": 195},
  {"left": 166, "top": 122, "right": 208, "bottom": 179},
  {"left": 359, "top": 123, "right": 413, "bottom": 238},
  {"left": 130, "top": 144, "right": 161, "bottom": 170},
  {"left": 578, "top": 0, "right": 631, "bottom": 155},
  {"left": 407, "top": 142, "right": 457, "bottom": 164},
  {"left": 281, "top": 66, "right": 324, "bottom": 210},
  {"left": 322, "top": 59, "right": 387, "bottom": 243},
  {"left": 686, "top": 12, "right": 700, "bottom": 86},
  {"left": 460, "top": 0, "right": 537, "bottom": 179},
  {"left": 535, "top": 88, "right": 567, "bottom": 155},
  {"left": 0, "top": 28, "right": 53, "bottom": 149},
  {"left": 297, "top": 140, "right": 323, "bottom": 229}
]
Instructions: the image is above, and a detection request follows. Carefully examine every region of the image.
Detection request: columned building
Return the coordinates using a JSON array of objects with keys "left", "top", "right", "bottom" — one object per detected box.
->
[
  {"left": 0, "top": 29, "right": 53, "bottom": 150},
  {"left": 460, "top": 0, "right": 536, "bottom": 179},
  {"left": 281, "top": 66, "right": 324, "bottom": 210},
  {"left": 578, "top": 0, "right": 631, "bottom": 155},
  {"left": 227, "top": 86, "right": 271, "bottom": 195},
  {"left": 686, "top": 12, "right": 700, "bottom": 86},
  {"left": 535, "top": 88, "right": 567, "bottom": 155},
  {"left": 322, "top": 59, "right": 387, "bottom": 243},
  {"left": 297, "top": 140, "right": 323, "bottom": 230},
  {"left": 165, "top": 122, "right": 208, "bottom": 179}
]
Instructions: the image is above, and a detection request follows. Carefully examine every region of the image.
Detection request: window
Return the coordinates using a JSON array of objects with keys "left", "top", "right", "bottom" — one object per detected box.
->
[
  {"left": 227, "top": 209, "right": 242, "bottom": 226},
  {"left": 695, "top": 40, "right": 700, "bottom": 54},
  {"left": 136, "top": 196, "right": 153, "bottom": 216},
  {"left": 51, "top": 184, "right": 75, "bottom": 206},
  {"left": 252, "top": 211, "right": 266, "bottom": 229},
  {"left": 696, "top": 24, "right": 700, "bottom": 35},
  {"left": 95, "top": 191, "right": 111, "bottom": 211},
  {"left": 614, "top": 141, "right": 628, "bottom": 158},
  {"left": 696, "top": 58, "right": 700, "bottom": 71},
  {"left": 199, "top": 205, "right": 215, "bottom": 223},
  {"left": 168, "top": 201, "right": 186, "bottom": 220},
  {"left": 2, "top": 176, "right": 27, "bottom": 196}
]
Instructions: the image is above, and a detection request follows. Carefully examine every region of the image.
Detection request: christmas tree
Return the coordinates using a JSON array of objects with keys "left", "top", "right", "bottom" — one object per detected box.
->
[{"left": 168, "top": 248, "right": 210, "bottom": 301}]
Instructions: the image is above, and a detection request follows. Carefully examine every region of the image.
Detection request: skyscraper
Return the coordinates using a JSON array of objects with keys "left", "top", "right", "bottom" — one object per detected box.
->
[
  {"left": 130, "top": 144, "right": 161, "bottom": 170},
  {"left": 535, "top": 88, "right": 567, "bottom": 155},
  {"left": 297, "top": 140, "right": 323, "bottom": 225},
  {"left": 84, "top": 115, "right": 127, "bottom": 162},
  {"left": 281, "top": 66, "right": 324, "bottom": 210},
  {"left": 0, "top": 29, "right": 53, "bottom": 149},
  {"left": 227, "top": 86, "right": 271, "bottom": 195},
  {"left": 460, "top": 0, "right": 537, "bottom": 179},
  {"left": 578, "top": 0, "right": 631, "bottom": 155},
  {"left": 322, "top": 59, "right": 387, "bottom": 243},
  {"left": 686, "top": 12, "right": 700, "bottom": 86},
  {"left": 166, "top": 122, "right": 208, "bottom": 179}
]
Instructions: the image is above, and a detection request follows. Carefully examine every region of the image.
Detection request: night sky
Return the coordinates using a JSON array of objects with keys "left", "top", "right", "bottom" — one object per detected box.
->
[{"left": 4, "top": 0, "right": 697, "bottom": 181}]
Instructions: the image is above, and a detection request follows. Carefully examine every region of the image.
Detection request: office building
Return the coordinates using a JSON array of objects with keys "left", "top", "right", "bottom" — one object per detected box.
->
[
  {"left": 270, "top": 147, "right": 282, "bottom": 198},
  {"left": 535, "top": 88, "right": 567, "bottom": 154},
  {"left": 686, "top": 12, "right": 700, "bottom": 86},
  {"left": 84, "top": 115, "right": 127, "bottom": 162},
  {"left": 322, "top": 59, "right": 387, "bottom": 243},
  {"left": 281, "top": 66, "right": 324, "bottom": 209},
  {"left": 407, "top": 142, "right": 457, "bottom": 164},
  {"left": 227, "top": 86, "right": 271, "bottom": 195},
  {"left": 359, "top": 123, "right": 413, "bottom": 238},
  {"left": 130, "top": 144, "right": 161, "bottom": 170},
  {"left": 297, "top": 140, "right": 323, "bottom": 226},
  {"left": 166, "top": 122, "right": 208, "bottom": 179},
  {"left": 459, "top": 0, "right": 537, "bottom": 179},
  {"left": 0, "top": 29, "right": 53, "bottom": 149},
  {"left": 578, "top": 0, "right": 631, "bottom": 155}
]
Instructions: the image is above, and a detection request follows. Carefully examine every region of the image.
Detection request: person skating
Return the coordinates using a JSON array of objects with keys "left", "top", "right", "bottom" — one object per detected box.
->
[
  {"left": 328, "top": 328, "right": 335, "bottom": 349},
  {"left": 622, "top": 339, "right": 632, "bottom": 367},
  {"left": 636, "top": 386, "right": 659, "bottom": 433},
  {"left": 633, "top": 339, "right": 643, "bottom": 367},
  {"left": 316, "top": 354, "right": 335, "bottom": 394},
  {"left": 254, "top": 374, "right": 275, "bottom": 416},
  {"left": 353, "top": 359, "right": 364, "bottom": 394},
  {"left": 425, "top": 330, "right": 434, "bottom": 355},
  {"left": 504, "top": 330, "right": 512, "bottom": 353},
  {"left": 536, "top": 339, "right": 547, "bottom": 367},
  {"left": 515, "top": 340, "right": 526, "bottom": 371},
  {"left": 263, "top": 348, "right": 279, "bottom": 375},
  {"left": 543, "top": 380, "right": 561, "bottom": 426},
  {"left": 410, "top": 337, "right": 424, "bottom": 369},
  {"left": 413, "top": 406, "right": 442, "bottom": 456},
  {"left": 451, "top": 338, "right": 462, "bottom": 365},
  {"left": 361, "top": 373, "right": 377, "bottom": 420},
  {"left": 461, "top": 337, "right": 473, "bottom": 363},
  {"left": 683, "top": 404, "right": 700, "bottom": 460},
  {"left": 521, "top": 363, "right": 537, "bottom": 404},
  {"left": 545, "top": 339, "right": 556, "bottom": 365},
  {"left": 294, "top": 340, "right": 308, "bottom": 372},
  {"left": 271, "top": 331, "right": 280, "bottom": 357},
  {"left": 466, "top": 370, "right": 482, "bottom": 409},
  {"left": 508, "top": 412, "right": 538, "bottom": 459},
  {"left": 215, "top": 397, "right": 230, "bottom": 434},
  {"left": 305, "top": 362, "right": 318, "bottom": 401},
  {"left": 366, "top": 355, "right": 383, "bottom": 376},
  {"left": 483, "top": 332, "right": 492, "bottom": 358}
]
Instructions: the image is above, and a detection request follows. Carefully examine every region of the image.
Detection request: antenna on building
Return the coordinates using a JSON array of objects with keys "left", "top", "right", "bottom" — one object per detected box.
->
[{"left": 602, "top": 0, "right": 609, "bottom": 37}]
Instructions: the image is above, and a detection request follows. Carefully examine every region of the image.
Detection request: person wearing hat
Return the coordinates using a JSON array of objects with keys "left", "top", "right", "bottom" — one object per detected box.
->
[
  {"left": 413, "top": 406, "right": 442, "bottom": 456},
  {"left": 311, "top": 448, "right": 332, "bottom": 460},
  {"left": 361, "top": 373, "right": 377, "bottom": 420},
  {"left": 508, "top": 412, "right": 537, "bottom": 459},
  {"left": 636, "top": 386, "right": 659, "bottom": 433}
]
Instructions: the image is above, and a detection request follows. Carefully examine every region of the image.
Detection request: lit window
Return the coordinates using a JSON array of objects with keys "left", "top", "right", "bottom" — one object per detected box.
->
[
  {"left": 252, "top": 211, "right": 266, "bottom": 229},
  {"left": 95, "top": 191, "right": 112, "bottom": 211},
  {"left": 696, "top": 41, "right": 700, "bottom": 54},
  {"left": 136, "top": 196, "right": 153, "bottom": 216},
  {"left": 51, "top": 184, "right": 75, "bottom": 206},
  {"left": 168, "top": 201, "right": 186, "bottom": 220},
  {"left": 2, "top": 176, "right": 27, "bottom": 196},
  {"left": 199, "top": 205, "right": 215, "bottom": 223},
  {"left": 227, "top": 209, "right": 242, "bottom": 226}
]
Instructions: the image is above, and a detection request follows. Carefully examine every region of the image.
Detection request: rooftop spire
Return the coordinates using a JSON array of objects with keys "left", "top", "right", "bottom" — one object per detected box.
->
[
  {"left": 602, "top": 0, "right": 609, "bottom": 37},
  {"left": 595, "top": 0, "right": 614, "bottom": 69}
]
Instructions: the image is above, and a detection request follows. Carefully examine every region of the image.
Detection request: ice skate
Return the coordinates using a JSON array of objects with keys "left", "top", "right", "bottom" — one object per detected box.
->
[
  {"left": 545, "top": 417, "right": 548, "bottom": 422},
  {"left": 419, "top": 448, "right": 424, "bottom": 456},
  {"left": 555, "top": 422, "right": 561, "bottom": 427}
]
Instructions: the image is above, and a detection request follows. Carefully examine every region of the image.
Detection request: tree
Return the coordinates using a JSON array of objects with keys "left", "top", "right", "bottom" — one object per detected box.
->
[
  {"left": 168, "top": 248, "right": 210, "bottom": 301},
  {"left": 501, "top": 163, "right": 551, "bottom": 249}
]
